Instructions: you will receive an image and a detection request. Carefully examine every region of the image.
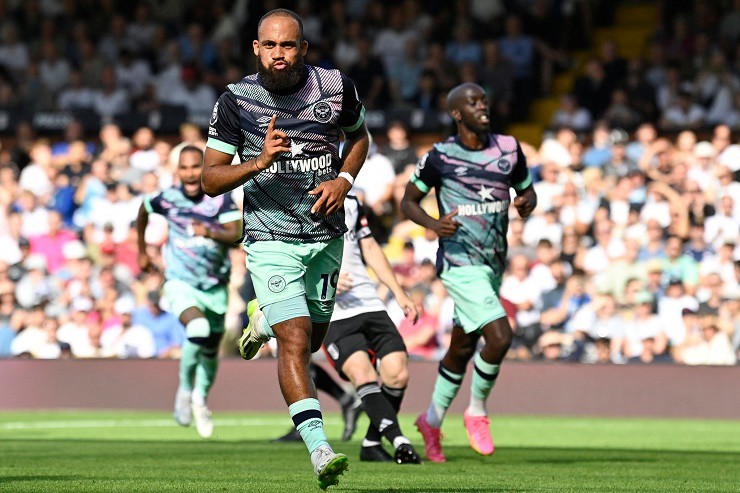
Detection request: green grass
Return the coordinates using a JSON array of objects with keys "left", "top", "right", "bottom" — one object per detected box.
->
[{"left": 1, "top": 411, "right": 739, "bottom": 492}]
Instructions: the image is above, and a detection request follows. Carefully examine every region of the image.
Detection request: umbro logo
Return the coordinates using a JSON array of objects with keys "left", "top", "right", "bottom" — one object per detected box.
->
[{"left": 256, "top": 116, "right": 272, "bottom": 127}]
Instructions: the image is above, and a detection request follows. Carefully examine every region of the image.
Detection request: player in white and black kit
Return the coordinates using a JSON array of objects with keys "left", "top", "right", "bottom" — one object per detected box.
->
[{"left": 323, "top": 196, "right": 422, "bottom": 464}]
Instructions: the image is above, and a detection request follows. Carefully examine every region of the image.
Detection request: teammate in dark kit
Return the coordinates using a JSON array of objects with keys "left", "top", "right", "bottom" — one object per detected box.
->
[{"left": 401, "top": 83, "right": 537, "bottom": 463}]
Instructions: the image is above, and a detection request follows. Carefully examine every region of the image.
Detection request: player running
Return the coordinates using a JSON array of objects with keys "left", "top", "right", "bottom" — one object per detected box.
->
[
  {"left": 201, "top": 8, "right": 370, "bottom": 489},
  {"left": 324, "top": 195, "right": 421, "bottom": 464},
  {"left": 401, "top": 83, "right": 537, "bottom": 462},
  {"left": 137, "top": 145, "right": 241, "bottom": 438},
  {"left": 255, "top": 196, "right": 422, "bottom": 463}
]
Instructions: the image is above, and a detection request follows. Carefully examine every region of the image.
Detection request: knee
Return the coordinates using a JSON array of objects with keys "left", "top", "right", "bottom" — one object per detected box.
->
[
  {"left": 384, "top": 367, "right": 409, "bottom": 389},
  {"left": 345, "top": 365, "right": 378, "bottom": 388},
  {"left": 451, "top": 343, "right": 476, "bottom": 363}
]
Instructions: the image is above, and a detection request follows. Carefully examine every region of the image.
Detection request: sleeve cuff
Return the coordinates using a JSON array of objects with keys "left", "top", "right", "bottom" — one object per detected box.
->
[
  {"left": 218, "top": 210, "right": 242, "bottom": 224},
  {"left": 513, "top": 172, "right": 532, "bottom": 192},
  {"left": 143, "top": 195, "right": 154, "bottom": 214},
  {"left": 207, "top": 138, "right": 237, "bottom": 155},
  {"left": 410, "top": 174, "right": 431, "bottom": 194},
  {"left": 339, "top": 106, "right": 366, "bottom": 132}
]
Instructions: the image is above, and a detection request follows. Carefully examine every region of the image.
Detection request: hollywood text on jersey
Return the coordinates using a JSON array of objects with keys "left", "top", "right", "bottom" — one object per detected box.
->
[
  {"left": 456, "top": 199, "right": 510, "bottom": 217},
  {"left": 264, "top": 152, "right": 333, "bottom": 176}
]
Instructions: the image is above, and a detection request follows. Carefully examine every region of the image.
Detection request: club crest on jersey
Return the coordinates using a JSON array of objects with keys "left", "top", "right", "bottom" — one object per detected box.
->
[
  {"left": 210, "top": 101, "right": 219, "bottom": 125},
  {"left": 268, "top": 275, "right": 286, "bottom": 293},
  {"left": 313, "top": 101, "right": 332, "bottom": 122},
  {"left": 497, "top": 159, "right": 511, "bottom": 172},
  {"left": 195, "top": 201, "right": 219, "bottom": 217}
]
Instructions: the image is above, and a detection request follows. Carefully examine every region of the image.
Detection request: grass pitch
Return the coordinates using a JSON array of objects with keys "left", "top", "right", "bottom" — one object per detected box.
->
[{"left": 1, "top": 411, "right": 738, "bottom": 492}]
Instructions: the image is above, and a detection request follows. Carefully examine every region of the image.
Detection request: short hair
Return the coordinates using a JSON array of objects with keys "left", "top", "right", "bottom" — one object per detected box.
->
[
  {"left": 258, "top": 8, "right": 304, "bottom": 42},
  {"left": 179, "top": 145, "right": 203, "bottom": 159}
]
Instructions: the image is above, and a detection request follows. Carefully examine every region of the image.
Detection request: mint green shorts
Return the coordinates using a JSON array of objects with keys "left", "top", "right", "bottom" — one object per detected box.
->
[
  {"left": 245, "top": 237, "right": 343, "bottom": 325},
  {"left": 163, "top": 279, "right": 227, "bottom": 333},
  {"left": 440, "top": 265, "right": 506, "bottom": 334}
]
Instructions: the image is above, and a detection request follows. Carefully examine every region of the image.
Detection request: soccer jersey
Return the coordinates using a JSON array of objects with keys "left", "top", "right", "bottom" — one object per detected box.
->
[
  {"left": 206, "top": 65, "right": 366, "bottom": 243},
  {"left": 410, "top": 134, "right": 531, "bottom": 277},
  {"left": 332, "top": 196, "right": 386, "bottom": 322},
  {"left": 144, "top": 188, "right": 241, "bottom": 291}
]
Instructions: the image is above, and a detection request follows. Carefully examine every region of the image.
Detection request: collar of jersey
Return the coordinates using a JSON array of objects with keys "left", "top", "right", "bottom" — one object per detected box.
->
[{"left": 454, "top": 133, "right": 492, "bottom": 152}]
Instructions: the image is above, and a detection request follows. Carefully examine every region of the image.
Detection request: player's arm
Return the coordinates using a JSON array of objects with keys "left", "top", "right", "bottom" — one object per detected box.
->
[
  {"left": 203, "top": 114, "right": 289, "bottom": 196},
  {"left": 137, "top": 199, "right": 155, "bottom": 272},
  {"left": 309, "top": 75, "right": 370, "bottom": 217},
  {"left": 202, "top": 92, "right": 289, "bottom": 196},
  {"left": 191, "top": 219, "right": 241, "bottom": 245},
  {"left": 511, "top": 142, "right": 537, "bottom": 219},
  {"left": 359, "top": 236, "right": 418, "bottom": 322},
  {"left": 400, "top": 153, "right": 460, "bottom": 237}
]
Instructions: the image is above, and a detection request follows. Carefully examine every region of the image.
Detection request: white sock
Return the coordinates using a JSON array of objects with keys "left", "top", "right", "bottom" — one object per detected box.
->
[
  {"left": 426, "top": 401, "right": 446, "bottom": 428},
  {"left": 191, "top": 392, "right": 205, "bottom": 406},
  {"left": 467, "top": 395, "right": 486, "bottom": 417},
  {"left": 362, "top": 439, "right": 381, "bottom": 448},
  {"left": 393, "top": 436, "right": 410, "bottom": 449}
]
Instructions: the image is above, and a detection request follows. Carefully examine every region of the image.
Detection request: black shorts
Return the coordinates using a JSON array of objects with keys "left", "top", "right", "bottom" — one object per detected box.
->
[{"left": 323, "top": 311, "right": 407, "bottom": 380}]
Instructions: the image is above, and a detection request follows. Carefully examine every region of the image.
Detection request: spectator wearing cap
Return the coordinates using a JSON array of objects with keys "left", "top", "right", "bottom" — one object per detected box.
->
[
  {"left": 101, "top": 297, "right": 155, "bottom": 359},
  {"left": 132, "top": 291, "right": 183, "bottom": 358}
]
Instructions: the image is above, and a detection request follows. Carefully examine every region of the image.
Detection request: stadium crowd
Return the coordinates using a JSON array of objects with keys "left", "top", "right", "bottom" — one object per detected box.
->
[{"left": 0, "top": 0, "right": 738, "bottom": 365}]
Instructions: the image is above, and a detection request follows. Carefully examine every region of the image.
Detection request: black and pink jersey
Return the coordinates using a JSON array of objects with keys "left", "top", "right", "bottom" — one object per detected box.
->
[
  {"left": 207, "top": 65, "right": 365, "bottom": 242},
  {"left": 410, "top": 134, "right": 532, "bottom": 277}
]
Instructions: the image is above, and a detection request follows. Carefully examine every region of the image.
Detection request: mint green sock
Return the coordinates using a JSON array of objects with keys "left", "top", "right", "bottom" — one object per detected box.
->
[
  {"left": 194, "top": 350, "right": 219, "bottom": 400},
  {"left": 179, "top": 340, "right": 201, "bottom": 391},
  {"left": 468, "top": 352, "right": 500, "bottom": 417},
  {"left": 426, "top": 364, "right": 464, "bottom": 428},
  {"left": 289, "top": 398, "right": 328, "bottom": 454}
]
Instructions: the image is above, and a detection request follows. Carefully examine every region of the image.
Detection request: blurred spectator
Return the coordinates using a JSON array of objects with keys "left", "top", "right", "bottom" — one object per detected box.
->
[
  {"left": 132, "top": 291, "right": 183, "bottom": 359},
  {"left": 551, "top": 94, "right": 592, "bottom": 131},
  {"left": 678, "top": 317, "right": 737, "bottom": 365},
  {"left": 574, "top": 58, "right": 612, "bottom": 118},
  {"left": 445, "top": 23, "right": 482, "bottom": 66},
  {"left": 28, "top": 212, "right": 78, "bottom": 275},
  {"left": 93, "top": 66, "right": 129, "bottom": 118},
  {"left": 397, "top": 288, "right": 437, "bottom": 360},
  {"left": 0, "top": 25, "right": 30, "bottom": 75},
  {"left": 165, "top": 66, "right": 217, "bottom": 120},
  {"left": 101, "top": 297, "right": 155, "bottom": 359},
  {"left": 380, "top": 121, "right": 418, "bottom": 175},
  {"left": 660, "top": 89, "right": 705, "bottom": 130}
]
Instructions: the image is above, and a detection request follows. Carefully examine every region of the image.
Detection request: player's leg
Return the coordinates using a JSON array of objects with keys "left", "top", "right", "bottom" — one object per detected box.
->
[
  {"left": 455, "top": 268, "right": 509, "bottom": 456},
  {"left": 463, "top": 315, "right": 512, "bottom": 456},
  {"left": 164, "top": 280, "right": 209, "bottom": 430},
  {"left": 248, "top": 239, "right": 347, "bottom": 488}
]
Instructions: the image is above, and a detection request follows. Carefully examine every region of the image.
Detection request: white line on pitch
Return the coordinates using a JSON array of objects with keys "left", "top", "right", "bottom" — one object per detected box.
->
[{"left": 0, "top": 417, "right": 342, "bottom": 430}]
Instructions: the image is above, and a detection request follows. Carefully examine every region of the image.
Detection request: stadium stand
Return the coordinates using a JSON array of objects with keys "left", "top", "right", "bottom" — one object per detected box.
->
[{"left": 0, "top": 0, "right": 737, "bottom": 366}]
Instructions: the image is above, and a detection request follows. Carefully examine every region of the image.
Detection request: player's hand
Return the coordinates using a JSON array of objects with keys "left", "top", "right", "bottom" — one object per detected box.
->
[
  {"left": 397, "top": 292, "right": 419, "bottom": 324},
  {"left": 434, "top": 209, "right": 460, "bottom": 237},
  {"left": 255, "top": 114, "right": 290, "bottom": 171},
  {"left": 138, "top": 252, "right": 153, "bottom": 272},
  {"left": 514, "top": 189, "right": 537, "bottom": 219},
  {"left": 309, "top": 177, "right": 352, "bottom": 217},
  {"left": 336, "top": 272, "right": 353, "bottom": 295},
  {"left": 191, "top": 220, "right": 208, "bottom": 237}
]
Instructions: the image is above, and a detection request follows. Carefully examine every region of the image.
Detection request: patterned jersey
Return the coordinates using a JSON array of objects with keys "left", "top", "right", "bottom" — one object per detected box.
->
[
  {"left": 144, "top": 188, "right": 241, "bottom": 291},
  {"left": 410, "top": 134, "right": 531, "bottom": 277},
  {"left": 206, "top": 65, "right": 365, "bottom": 243},
  {"left": 332, "top": 196, "right": 386, "bottom": 322}
]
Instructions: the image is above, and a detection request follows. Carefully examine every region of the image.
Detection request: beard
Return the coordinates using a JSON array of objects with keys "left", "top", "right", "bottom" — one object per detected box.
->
[{"left": 256, "top": 54, "right": 305, "bottom": 93}]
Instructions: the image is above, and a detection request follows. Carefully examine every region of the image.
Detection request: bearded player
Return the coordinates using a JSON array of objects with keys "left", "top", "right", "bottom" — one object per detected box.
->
[
  {"left": 401, "top": 83, "right": 537, "bottom": 462},
  {"left": 201, "top": 8, "right": 369, "bottom": 489}
]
